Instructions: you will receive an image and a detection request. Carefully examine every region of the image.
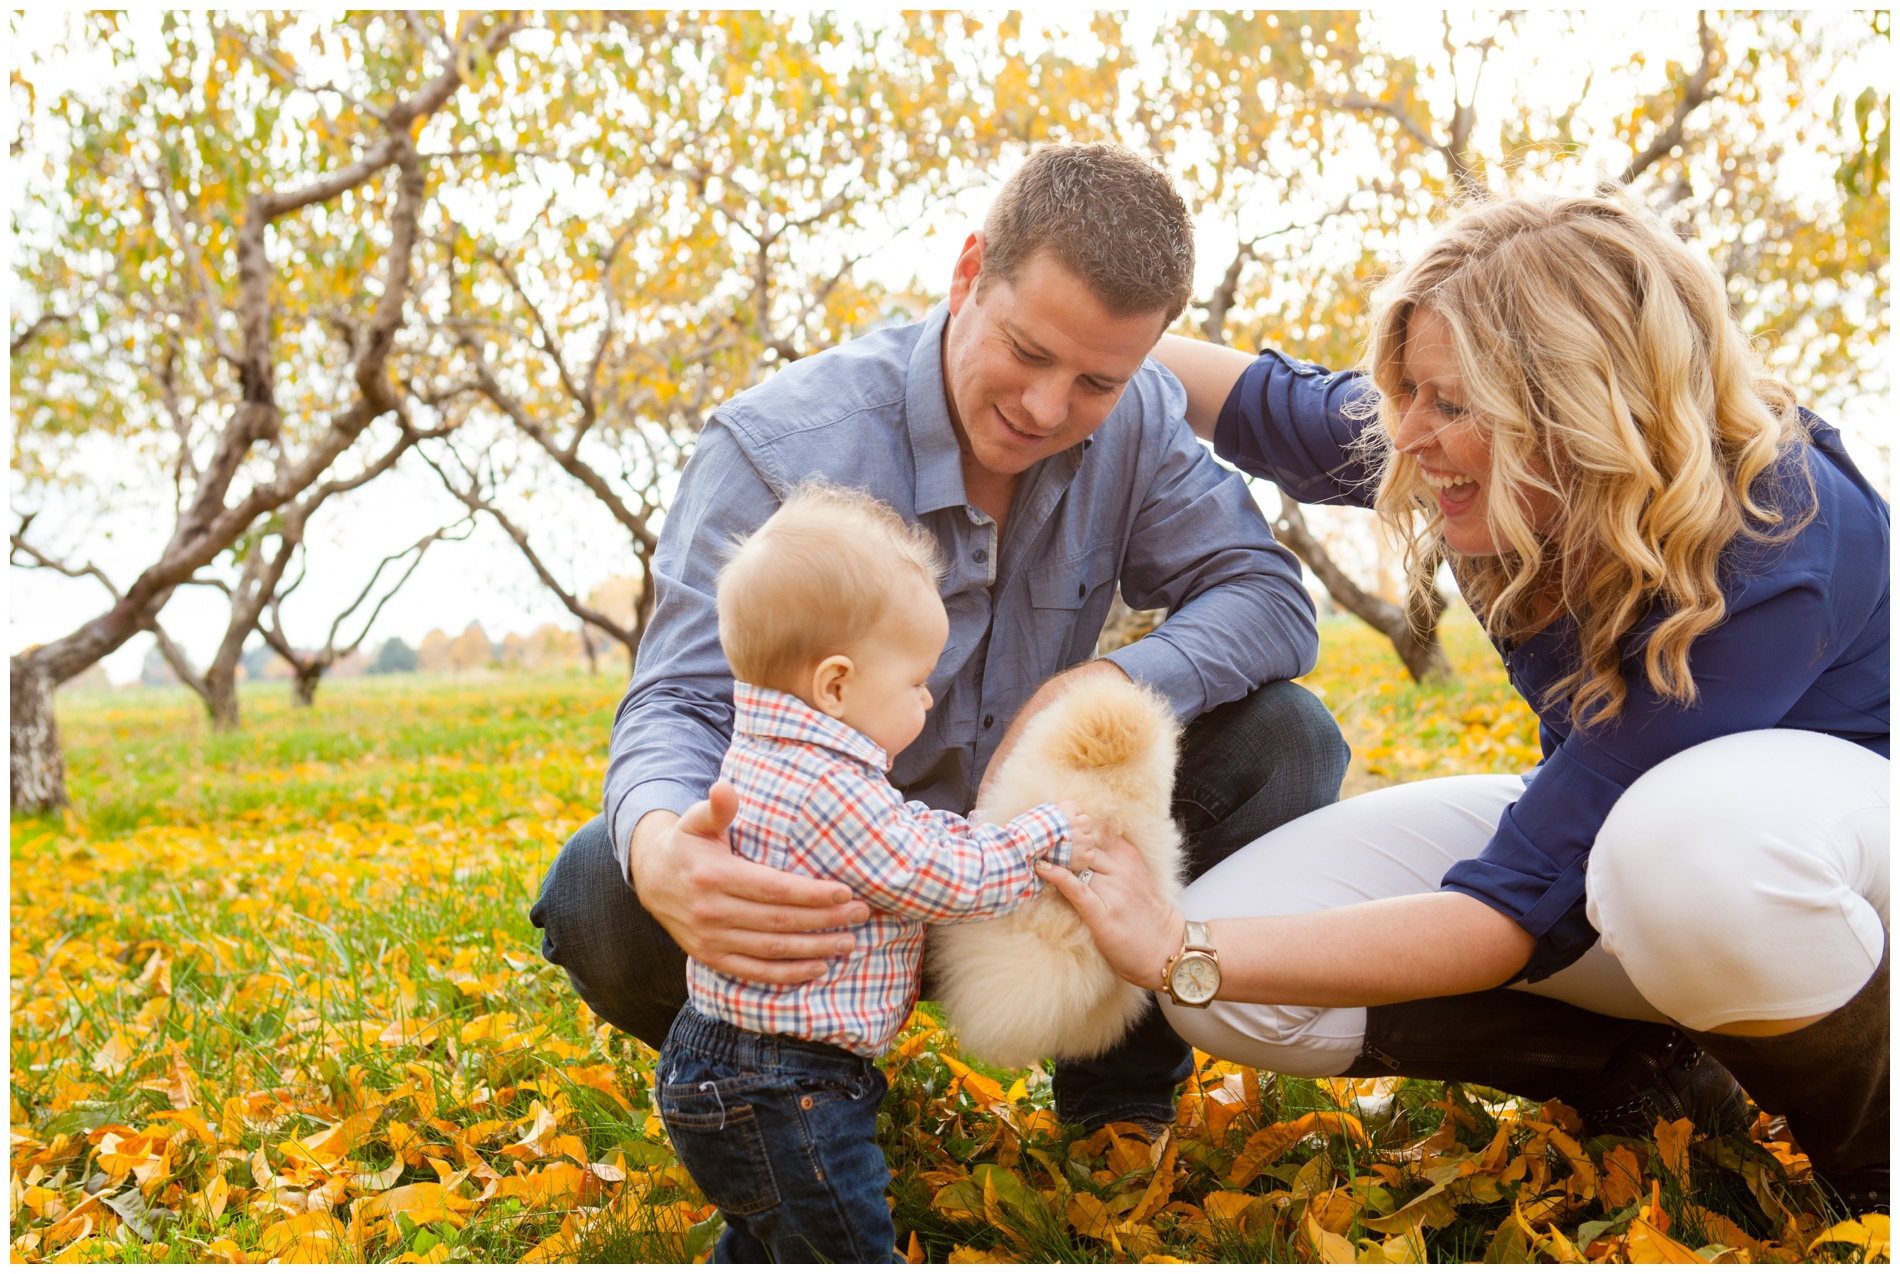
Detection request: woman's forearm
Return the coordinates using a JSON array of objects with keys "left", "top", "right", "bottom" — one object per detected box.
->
[
  {"left": 1152, "top": 334, "right": 1258, "bottom": 440},
  {"left": 1205, "top": 891, "right": 1536, "bottom": 1007}
]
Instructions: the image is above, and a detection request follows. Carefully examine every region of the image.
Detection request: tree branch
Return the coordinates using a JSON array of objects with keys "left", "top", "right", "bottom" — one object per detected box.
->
[
  {"left": 145, "top": 615, "right": 211, "bottom": 701},
  {"left": 1618, "top": 12, "right": 1719, "bottom": 186},
  {"left": 9, "top": 312, "right": 68, "bottom": 357},
  {"left": 423, "top": 445, "right": 643, "bottom": 653},
  {"left": 10, "top": 518, "right": 123, "bottom": 602}
]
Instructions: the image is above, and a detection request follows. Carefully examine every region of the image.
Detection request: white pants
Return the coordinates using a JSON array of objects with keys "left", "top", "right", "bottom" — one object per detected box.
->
[{"left": 1161, "top": 729, "right": 1890, "bottom": 1077}]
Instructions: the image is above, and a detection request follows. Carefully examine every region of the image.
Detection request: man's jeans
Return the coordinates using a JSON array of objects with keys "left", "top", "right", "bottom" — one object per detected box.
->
[
  {"left": 531, "top": 677, "right": 1350, "bottom": 1130},
  {"left": 658, "top": 1004, "right": 897, "bottom": 1264}
]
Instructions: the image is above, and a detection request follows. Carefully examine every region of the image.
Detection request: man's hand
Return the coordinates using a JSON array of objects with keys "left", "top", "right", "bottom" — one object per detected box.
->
[
  {"left": 978, "top": 659, "right": 1132, "bottom": 807},
  {"left": 629, "top": 782, "right": 871, "bottom": 984}
]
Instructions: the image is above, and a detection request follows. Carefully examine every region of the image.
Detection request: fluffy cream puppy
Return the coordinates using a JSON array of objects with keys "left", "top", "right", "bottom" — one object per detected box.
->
[{"left": 927, "top": 676, "right": 1183, "bottom": 1069}]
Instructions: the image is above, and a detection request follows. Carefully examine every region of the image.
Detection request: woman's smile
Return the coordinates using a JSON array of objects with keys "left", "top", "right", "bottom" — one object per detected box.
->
[{"left": 1419, "top": 464, "right": 1480, "bottom": 516}]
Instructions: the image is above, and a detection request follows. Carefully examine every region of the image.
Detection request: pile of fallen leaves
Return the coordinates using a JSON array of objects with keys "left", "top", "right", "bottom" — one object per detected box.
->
[{"left": 10, "top": 629, "right": 1888, "bottom": 1262}]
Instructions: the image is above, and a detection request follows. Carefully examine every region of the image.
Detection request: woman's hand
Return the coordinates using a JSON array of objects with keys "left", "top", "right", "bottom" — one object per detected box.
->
[
  {"left": 629, "top": 781, "right": 871, "bottom": 984},
  {"left": 1037, "top": 832, "right": 1183, "bottom": 991}
]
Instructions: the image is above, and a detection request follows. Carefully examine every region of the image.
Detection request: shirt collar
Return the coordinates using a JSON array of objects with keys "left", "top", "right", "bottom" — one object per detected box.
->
[
  {"left": 732, "top": 682, "right": 889, "bottom": 771},
  {"left": 906, "top": 303, "right": 971, "bottom": 516}
]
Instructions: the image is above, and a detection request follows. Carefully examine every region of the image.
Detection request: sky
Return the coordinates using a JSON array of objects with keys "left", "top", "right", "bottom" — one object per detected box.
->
[{"left": 9, "top": 12, "right": 1890, "bottom": 686}]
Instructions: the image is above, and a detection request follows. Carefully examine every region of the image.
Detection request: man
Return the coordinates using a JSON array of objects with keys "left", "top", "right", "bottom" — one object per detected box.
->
[{"left": 532, "top": 143, "right": 1348, "bottom": 1132}]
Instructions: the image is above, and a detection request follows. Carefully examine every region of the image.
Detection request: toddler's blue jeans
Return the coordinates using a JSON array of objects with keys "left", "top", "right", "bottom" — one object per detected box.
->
[{"left": 658, "top": 1003, "right": 899, "bottom": 1264}]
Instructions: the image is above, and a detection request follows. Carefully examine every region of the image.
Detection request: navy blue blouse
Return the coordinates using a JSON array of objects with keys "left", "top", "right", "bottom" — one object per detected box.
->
[{"left": 1216, "top": 351, "right": 1892, "bottom": 982}]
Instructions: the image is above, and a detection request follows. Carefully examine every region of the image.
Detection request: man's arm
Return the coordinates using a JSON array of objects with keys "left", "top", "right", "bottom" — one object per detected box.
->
[
  {"left": 631, "top": 789, "right": 870, "bottom": 983},
  {"left": 605, "top": 423, "right": 870, "bottom": 981},
  {"left": 604, "top": 419, "right": 764, "bottom": 874}
]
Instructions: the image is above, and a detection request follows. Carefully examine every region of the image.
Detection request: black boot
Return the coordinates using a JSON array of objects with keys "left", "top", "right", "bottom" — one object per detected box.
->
[
  {"left": 1340, "top": 988, "right": 1747, "bottom": 1138},
  {"left": 1685, "top": 944, "right": 1889, "bottom": 1215}
]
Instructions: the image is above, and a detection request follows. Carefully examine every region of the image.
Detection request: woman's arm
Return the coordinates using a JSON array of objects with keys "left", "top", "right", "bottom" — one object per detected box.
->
[
  {"left": 1155, "top": 335, "right": 1382, "bottom": 508},
  {"left": 1153, "top": 335, "right": 1257, "bottom": 440},
  {"left": 1038, "top": 835, "right": 1534, "bottom": 1006}
]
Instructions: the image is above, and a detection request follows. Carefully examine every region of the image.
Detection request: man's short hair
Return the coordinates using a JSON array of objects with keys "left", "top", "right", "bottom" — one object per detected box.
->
[
  {"left": 716, "top": 482, "right": 945, "bottom": 692},
  {"left": 980, "top": 143, "right": 1195, "bottom": 324}
]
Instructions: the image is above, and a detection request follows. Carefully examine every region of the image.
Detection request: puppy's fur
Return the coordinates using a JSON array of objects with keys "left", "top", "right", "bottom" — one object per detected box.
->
[{"left": 928, "top": 677, "right": 1183, "bottom": 1069}]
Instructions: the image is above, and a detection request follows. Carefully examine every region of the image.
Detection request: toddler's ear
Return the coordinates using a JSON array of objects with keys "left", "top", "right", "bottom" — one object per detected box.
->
[{"left": 809, "top": 654, "right": 855, "bottom": 718}]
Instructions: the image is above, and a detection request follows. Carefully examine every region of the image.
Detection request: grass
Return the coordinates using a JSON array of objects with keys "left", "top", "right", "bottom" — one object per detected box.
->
[{"left": 10, "top": 619, "right": 1884, "bottom": 1262}]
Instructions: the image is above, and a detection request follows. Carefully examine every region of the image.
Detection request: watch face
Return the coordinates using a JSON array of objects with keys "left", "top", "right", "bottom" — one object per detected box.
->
[{"left": 1169, "top": 953, "right": 1219, "bottom": 1005}]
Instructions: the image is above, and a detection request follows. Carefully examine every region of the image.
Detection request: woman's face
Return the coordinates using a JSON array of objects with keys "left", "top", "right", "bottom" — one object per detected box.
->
[{"left": 1392, "top": 307, "right": 1558, "bottom": 557}]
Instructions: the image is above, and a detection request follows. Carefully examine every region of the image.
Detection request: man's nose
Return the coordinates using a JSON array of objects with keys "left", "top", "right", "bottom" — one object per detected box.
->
[{"left": 1019, "top": 371, "right": 1068, "bottom": 431}]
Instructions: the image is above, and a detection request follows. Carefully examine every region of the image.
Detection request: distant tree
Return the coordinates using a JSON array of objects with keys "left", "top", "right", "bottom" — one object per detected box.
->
[
  {"left": 9, "top": 12, "right": 523, "bottom": 810},
  {"left": 140, "top": 644, "right": 179, "bottom": 687},
  {"left": 255, "top": 519, "right": 471, "bottom": 705},
  {"left": 447, "top": 623, "right": 494, "bottom": 673},
  {"left": 427, "top": 13, "right": 1120, "bottom": 666},
  {"left": 371, "top": 637, "right": 419, "bottom": 676},
  {"left": 416, "top": 630, "right": 453, "bottom": 674},
  {"left": 240, "top": 644, "right": 276, "bottom": 680},
  {"left": 1138, "top": 11, "right": 1888, "bottom": 681}
]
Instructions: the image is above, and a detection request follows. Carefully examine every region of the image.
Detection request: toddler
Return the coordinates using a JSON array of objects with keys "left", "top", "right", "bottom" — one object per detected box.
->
[{"left": 656, "top": 483, "right": 1097, "bottom": 1264}]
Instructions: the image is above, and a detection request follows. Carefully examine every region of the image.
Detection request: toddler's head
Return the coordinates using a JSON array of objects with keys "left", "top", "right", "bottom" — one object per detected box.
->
[{"left": 717, "top": 483, "right": 948, "bottom": 759}]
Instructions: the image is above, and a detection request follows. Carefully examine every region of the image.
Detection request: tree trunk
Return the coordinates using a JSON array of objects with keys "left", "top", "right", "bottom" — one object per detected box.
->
[
  {"left": 1273, "top": 503, "right": 1453, "bottom": 684},
  {"left": 149, "top": 618, "right": 234, "bottom": 729},
  {"left": 292, "top": 662, "right": 324, "bottom": 707},
  {"left": 205, "top": 665, "right": 242, "bottom": 730},
  {"left": 10, "top": 656, "right": 67, "bottom": 813}
]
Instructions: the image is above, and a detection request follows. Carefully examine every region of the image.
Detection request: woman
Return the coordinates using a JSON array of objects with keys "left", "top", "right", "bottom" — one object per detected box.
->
[{"left": 1039, "top": 193, "right": 1890, "bottom": 1210}]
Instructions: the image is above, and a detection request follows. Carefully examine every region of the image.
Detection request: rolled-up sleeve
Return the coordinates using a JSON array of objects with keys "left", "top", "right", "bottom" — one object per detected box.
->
[
  {"left": 1212, "top": 350, "right": 1384, "bottom": 508},
  {"left": 1442, "top": 575, "right": 1839, "bottom": 981},
  {"left": 1104, "top": 368, "right": 1318, "bottom": 720},
  {"left": 603, "top": 421, "right": 780, "bottom": 879}
]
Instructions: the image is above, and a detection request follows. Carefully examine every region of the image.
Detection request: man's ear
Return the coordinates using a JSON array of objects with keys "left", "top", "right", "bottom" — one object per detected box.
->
[
  {"left": 947, "top": 232, "right": 984, "bottom": 313},
  {"left": 809, "top": 655, "right": 855, "bottom": 718}
]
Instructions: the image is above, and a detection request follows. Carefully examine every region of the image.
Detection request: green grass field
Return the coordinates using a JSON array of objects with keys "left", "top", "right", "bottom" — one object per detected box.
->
[{"left": 9, "top": 616, "right": 1883, "bottom": 1262}]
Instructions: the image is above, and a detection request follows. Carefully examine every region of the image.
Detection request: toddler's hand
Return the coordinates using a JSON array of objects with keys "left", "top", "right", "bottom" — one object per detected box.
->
[{"left": 1055, "top": 800, "right": 1100, "bottom": 872}]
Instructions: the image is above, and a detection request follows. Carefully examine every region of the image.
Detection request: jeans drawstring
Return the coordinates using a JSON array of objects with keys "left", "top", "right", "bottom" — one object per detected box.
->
[{"left": 699, "top": 1080, "right": 728, "bottom": 1130}]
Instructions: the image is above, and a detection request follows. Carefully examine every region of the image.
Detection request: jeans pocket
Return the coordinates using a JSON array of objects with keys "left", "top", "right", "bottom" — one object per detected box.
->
[{"left": 658, "top": 1078, "right": 781, "bottom": 1216}]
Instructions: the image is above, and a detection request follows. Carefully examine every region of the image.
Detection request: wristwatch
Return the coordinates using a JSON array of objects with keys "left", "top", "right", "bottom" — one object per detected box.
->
[{"left": 1161, "top": 920, "right": 1221, "bottom": 1007}]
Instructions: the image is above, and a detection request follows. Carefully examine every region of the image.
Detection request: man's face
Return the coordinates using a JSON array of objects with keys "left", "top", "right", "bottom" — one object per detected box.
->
[{"left": 941, "top": 235, "right": 1167, "bottom": 482}]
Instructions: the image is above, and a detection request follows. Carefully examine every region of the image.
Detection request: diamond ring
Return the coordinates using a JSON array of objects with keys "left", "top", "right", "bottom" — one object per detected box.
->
[{"left": 1076, "top": 869, "right": 1094, "bottom": 886}]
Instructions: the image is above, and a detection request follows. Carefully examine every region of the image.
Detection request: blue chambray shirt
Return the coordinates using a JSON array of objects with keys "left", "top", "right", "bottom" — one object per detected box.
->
[{"left": 605, "top": 304, "right": 1319, "bottom": 872}]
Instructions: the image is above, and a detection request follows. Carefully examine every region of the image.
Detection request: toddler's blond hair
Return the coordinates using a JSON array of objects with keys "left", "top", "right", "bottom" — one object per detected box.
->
[{"left": 717, "top": 483, "right": 945, "bottom": 693}]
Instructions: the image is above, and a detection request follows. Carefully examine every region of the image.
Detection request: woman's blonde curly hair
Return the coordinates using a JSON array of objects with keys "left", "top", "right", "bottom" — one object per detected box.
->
[{"left": 1363, "top": 192, "right": 1812, "bottom": 728}]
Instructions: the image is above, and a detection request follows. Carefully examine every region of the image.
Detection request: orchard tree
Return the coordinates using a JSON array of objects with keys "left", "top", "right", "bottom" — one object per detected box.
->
[
  {"left": 426, "top": 12, "right": 1130, "bottom": 663},
  {"left": 1136, "top": 10, "right": 1888, "bottom": 681},
  {"left": 9, "top": 12, "right": 521, "bottom": 810}
]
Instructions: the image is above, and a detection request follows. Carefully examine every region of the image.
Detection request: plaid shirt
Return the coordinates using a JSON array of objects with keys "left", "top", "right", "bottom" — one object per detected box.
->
[{"left": 689, "top": 682, "right": 1074, "bottom": 1057}]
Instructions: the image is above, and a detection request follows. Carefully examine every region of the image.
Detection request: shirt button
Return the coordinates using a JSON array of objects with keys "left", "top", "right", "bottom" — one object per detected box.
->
[
  {"left": 1077, "top": 582, "right": 1086, "bottom": 599},
  {"left": 983, "top": 714, "right": 995, "bottom": 729},
  {"left": 973, "top": 548, "right": 988, "bottom": 564}
]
